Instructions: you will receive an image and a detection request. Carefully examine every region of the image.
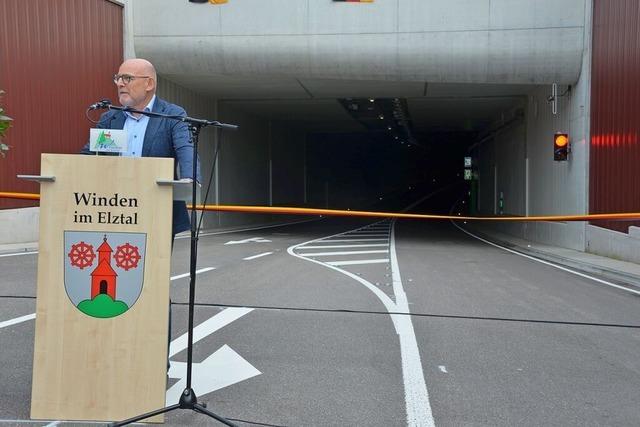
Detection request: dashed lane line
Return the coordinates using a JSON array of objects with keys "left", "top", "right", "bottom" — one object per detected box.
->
[
  {"left": 0, "top": 313, "right": 36, "bottom": 329},
  {"left": 169, "top": 267, "right": 216, "bottom": 281},
  {"left": 243, "top": 252, "right": 274, "bottom": 261}
]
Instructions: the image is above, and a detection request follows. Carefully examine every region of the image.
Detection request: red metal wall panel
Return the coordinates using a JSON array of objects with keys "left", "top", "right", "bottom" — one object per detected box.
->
[
  {"left": 590, "top": 0, "right": 640, "bottom": 232},
  {"left": 0, "top": 0, "right": 123, "bottom": 209}
]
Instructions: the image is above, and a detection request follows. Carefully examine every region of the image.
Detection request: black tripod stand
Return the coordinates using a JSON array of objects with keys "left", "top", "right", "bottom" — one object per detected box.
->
[{"left": 95, "top": 101, "right": 239, "bottom": 426}]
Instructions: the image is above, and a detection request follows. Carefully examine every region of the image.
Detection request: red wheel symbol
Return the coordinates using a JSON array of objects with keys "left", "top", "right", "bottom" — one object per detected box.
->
[
  {"left": 68, "top": 241, "right": 96, "bottom": 269},
  {"left": 114, "top": 243, "right": 141, "bottom": 271}
]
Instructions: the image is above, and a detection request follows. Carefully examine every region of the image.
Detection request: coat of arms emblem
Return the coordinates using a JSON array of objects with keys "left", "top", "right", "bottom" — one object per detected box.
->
[{"left": 64, "top": 231, "right": 146, "bottom": 318}]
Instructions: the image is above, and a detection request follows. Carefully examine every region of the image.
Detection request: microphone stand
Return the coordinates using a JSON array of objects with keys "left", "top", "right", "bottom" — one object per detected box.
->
[{"left": 101, "top": 104, "right": 239, "bottom": 426}]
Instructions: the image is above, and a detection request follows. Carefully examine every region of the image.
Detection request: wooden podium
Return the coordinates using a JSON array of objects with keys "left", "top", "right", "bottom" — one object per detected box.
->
[{"left": 29, "top": 153, "right": 176, "bottom": 423}]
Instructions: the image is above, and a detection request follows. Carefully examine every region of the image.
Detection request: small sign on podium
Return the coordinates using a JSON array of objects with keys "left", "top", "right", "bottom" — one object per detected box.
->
[{"left": 89, "top": 128, "right": 128, "bottom": 153}]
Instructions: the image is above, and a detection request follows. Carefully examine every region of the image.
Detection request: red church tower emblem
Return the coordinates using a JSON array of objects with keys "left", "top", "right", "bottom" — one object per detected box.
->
[
  {"left": 90, "top": 236, "right": 119, "bottom": 300},
  {"left": 64, "top": 231, "right": 146, "bottom": 318}
]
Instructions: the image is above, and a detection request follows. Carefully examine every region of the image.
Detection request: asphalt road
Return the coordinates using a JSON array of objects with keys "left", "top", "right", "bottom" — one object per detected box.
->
[{"left": 1, "top": 210, "right": 640, "bottom": 426}]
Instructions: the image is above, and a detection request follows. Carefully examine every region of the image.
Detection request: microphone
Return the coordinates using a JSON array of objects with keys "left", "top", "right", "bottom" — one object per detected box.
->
[{"left": 88, "top": 99, "right": 112, "bottom": 110}]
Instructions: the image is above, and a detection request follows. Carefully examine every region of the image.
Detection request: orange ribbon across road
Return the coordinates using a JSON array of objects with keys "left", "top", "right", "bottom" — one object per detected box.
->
[{"left": 1, "top": 191, "right": 639, "bottom": 222}]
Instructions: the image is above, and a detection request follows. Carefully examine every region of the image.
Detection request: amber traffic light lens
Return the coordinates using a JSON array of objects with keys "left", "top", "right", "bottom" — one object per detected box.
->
[{"left": 555, "top": 134, "right": 569, "bottom": 147}]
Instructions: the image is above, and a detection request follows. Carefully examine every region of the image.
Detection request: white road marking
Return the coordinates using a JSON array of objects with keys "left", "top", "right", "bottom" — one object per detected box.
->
[
  {"left": 0, "top": 313, "right": 36, "bottom": 329},
  {"left": 0, "top": 251, "right": 38, "bottom": 258},
  {"left": 342, "top": 234, "right": 389, "bottom": 237},
  {"left": 170, "top": 267, "right": 216, "bottom": 281},
  {"left": 169, "top": 307, "right": 253, "bottom": 357},
  {"left": 453, "top": 222, "right": 640, "bottom": 296},
  {"left": 224, "top": 237, "right": 271, "bottom": 245},
  {"left": 167, "top": 345, "right": 261, "bottom": 405},
  {"left": 299, "top": 244, "right": 388, "bottom": 249},
  {"left": 167, "top": 308, "right": 260, "bottom": 405},
  {"left": 327, "top": 259, "right": 390, "bottom": 266},
  {"left": 438, "top": 366, "right": 448, "bottom": 374},
  {"left": 303, "top": 250, "right": 389, "bottom": 256},
  {"left": 361, "top": 231, "right": 389, "bottom": 234},
  {"left": 243, "top": 252, "right": 273, "bottom": 260},
  {"left": 0, "top": 269, "right": 216, "bottom": 331},
  {"left": 289, "top": 221, "right": 434, "bottom": 427},
  {"left": 321, "top": 238, "right": 388, "bottom": 242},
  {"left": 389, "top": 220, "right": 435, "bottom": 426}
]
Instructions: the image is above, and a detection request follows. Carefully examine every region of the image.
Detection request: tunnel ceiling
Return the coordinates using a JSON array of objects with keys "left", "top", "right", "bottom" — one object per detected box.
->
[{"left": 174, "top": 76, "right": 531, "bottom": 135}]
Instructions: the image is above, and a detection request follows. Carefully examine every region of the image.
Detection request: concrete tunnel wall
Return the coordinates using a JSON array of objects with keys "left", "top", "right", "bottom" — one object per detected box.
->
[
  {"left": 157, "top": 78, "right": 309, "bottom": 230},
  {"left": 474, "top": 0, "right": 591, "bottom": 253},
  {"left": 132, "top": 0, "right": 587, "bottom": 85}
]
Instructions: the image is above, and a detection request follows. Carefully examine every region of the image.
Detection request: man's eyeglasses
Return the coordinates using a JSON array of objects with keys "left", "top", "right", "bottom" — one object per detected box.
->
[{"left": 113, "top": 74, "right": 151, "bottom": 85}]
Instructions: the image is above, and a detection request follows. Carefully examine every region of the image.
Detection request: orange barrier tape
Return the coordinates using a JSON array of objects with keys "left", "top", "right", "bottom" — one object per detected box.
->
[
  {"left": 0, "top": 191, "right": 40, "bottom": 201},
  {"left": 1, "top": 191, "right": 640, "bottom": 222},
  {"left": 192, "top": 204, "right": 640, "bottom": 222}
]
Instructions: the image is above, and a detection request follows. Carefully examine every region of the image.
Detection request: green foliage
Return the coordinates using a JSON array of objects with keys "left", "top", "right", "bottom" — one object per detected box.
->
[{"left": 0, "top": 90, "right": 13, "bottom": 158}]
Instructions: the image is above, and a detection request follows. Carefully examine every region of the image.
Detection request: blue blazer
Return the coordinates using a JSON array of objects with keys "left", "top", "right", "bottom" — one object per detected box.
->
[{"left": 82, "top": 97, "right": 201, "bottom": 234}]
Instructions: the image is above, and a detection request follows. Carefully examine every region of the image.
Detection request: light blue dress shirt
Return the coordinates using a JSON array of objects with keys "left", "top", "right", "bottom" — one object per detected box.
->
[{"left": 122, "top": 95, "right": 156, "bottom": 158}]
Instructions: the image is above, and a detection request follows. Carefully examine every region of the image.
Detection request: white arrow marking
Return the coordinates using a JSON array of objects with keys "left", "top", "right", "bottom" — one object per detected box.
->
[
  {"left": 166, "top": 344, "right": 261, "bottom": 405},
  {"left": 224, "top": 237, "right": 272, "bottom": 245},
  {"left": 169, "top": 307, "right": 253, "bottom": 357},
  {"left": 167, "top": 307, "right": 260, "bottom": 404}
]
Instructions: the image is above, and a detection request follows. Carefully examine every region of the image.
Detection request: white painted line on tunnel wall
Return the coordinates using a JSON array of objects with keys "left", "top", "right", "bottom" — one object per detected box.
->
[
  {"left": 453, "top": 223, "right": 640, "bottom": 297},
  {"left": 0, "top": 313, "right": 36, "bottom": 329},
  {"left": 243, "top": 252, "right": 273, "bottom": 260}
]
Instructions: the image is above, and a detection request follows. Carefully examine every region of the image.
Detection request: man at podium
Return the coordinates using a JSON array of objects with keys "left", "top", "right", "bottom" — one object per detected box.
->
[{"left": 82, "top": 58, "right": 201, "bottom": 238}]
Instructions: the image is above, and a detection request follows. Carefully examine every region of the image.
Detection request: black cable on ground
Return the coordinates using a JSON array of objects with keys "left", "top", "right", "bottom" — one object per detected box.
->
[
  {"left": 2, "top": 295, "right": 639, "bottom": 329},
  {"left": 172, "top": 301, "right": 640, "bottom": 330},
  {"left": 226, "top": 418, "right": 288, "bottom": 427}
]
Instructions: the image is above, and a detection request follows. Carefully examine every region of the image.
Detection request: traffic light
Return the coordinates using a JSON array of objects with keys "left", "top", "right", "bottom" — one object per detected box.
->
[{"left": 554, "top": 132, "right": 569, "bottom": 161}]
